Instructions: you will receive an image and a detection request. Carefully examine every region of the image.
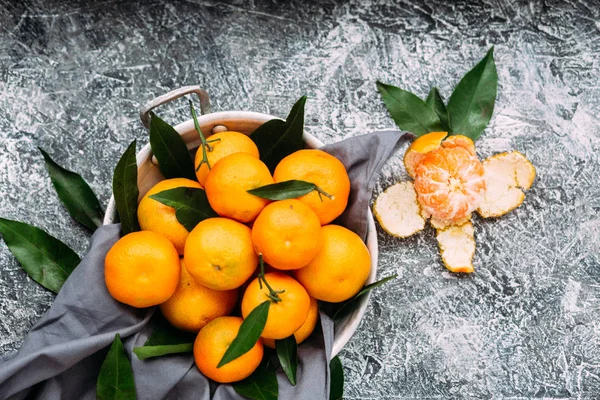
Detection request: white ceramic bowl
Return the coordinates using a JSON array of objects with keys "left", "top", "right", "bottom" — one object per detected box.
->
[{"left": 103, "top": 96, "right": 378, "bottom": 357}]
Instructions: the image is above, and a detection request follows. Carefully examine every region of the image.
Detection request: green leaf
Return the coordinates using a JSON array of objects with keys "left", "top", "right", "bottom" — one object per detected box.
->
[
  {"left": 149, "top": 187, "right": 217, "bottom": 231},
  {"left": 425, "top": 87, "right": 450, "bottom": 132},
  {"left": 149, "top": 112, "right": 196, "bottom": 180},
  {"left": 233, "top": 360, "right": 278, "bottom": 400},
  {"left": 133, "top": 343, "right": 193, "bottom": 361},
  {"left": 250, "top": 96, "right": 306, "bottom": 172},
  {"left": 447, "top": 47, "right": 498, "bottom": 141},
  {"left": 333, "top": 274, "right": 397, "bottom": 322},
  {"left": 0, "top": 217, "right": 80, "bottom": 293},
  {"left": 247, "top": 180, "right": 319, "bottom": 200},
  {"left": 276, "top": 335, "right": 298, "bottom": 386},
  {"left": 144, "top": 312, "right": 196, "bottom": 346},
  {"left": 97, "top": 334, "right": 136, "bottom": 400},
  {"left": 39, "top": 148, "right": 104, "bottom": 231},
  {"left": 376, "top": 81, "right": 443, "bottom": 136},
  {"left": 329, "top": 356, "right": 344, "bottom": 400},
  {"left": 218, "top": 300, "right": 270, "bottom": 368},
  {"left": 112, "top": 140, "right": 140, "bottom": 235}
]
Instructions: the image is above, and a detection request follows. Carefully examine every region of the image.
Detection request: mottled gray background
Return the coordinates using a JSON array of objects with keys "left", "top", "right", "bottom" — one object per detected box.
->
[{"left": 1, "top": 0, "right": 599, "bottom": 398}]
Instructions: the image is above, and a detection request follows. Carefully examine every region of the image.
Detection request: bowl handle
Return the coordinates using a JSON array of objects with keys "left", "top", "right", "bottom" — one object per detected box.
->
[{"left": 139, "top": 85, "right": 212, "bottom": 129}]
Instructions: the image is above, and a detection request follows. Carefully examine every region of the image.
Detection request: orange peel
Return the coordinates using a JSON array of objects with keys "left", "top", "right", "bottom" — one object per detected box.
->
[
  {"left": 403, "top": 131, "right": 448, "bottom": 178},
  {"left": 436, "top": 221, "right": 475, "bottom": 273},
  {"left": 477, "top": 151, "right": 536, "bottom": 218},
  {"left": 373, "top": 181, "right": 426, "bottom": 238}
]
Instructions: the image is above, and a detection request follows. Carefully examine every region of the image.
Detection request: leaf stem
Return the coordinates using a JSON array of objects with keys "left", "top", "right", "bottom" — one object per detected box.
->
[
  {"left": 189, "top": 100, "right": 213, "bottom": 172},
  {"left": 258, "top": 254, "right": 284, "bottom": 303},
  {"left": 315, "top": 185, "right": 333, "bottom": 202}
]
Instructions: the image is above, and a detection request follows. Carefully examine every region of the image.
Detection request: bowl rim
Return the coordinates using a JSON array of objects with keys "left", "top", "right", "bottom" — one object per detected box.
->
[{"left": 103, "top": 110, "right": 378, "bottom": 358}]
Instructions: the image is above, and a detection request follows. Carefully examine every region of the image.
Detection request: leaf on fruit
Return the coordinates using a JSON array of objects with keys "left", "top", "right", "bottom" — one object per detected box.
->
[
  {"left": 447, "top": 47, "right": 498, "bottom": 141},
  {"left": 276, "top": 335, "right": 298, "bottom": 386},
  {"left": 333, "top": 275, "right": 397, "bottom": 322},
  {"left": 0, "top": 217, "right": 80, "bottom": 293},
  {"left": 112, "top": 140, "right": 140, "bottom": 235},
  {"left": 425, "top": 87, "right": 449, "bottom": 132},
  {"left": 39, "top": 148, "right": 104, "bottom": 231},
  {"left": 250, "top": 96, "right": 306, "bottom": 172},
  {"left": 329, "top": 356, "right": 344, "bottom": 400},
  {"left": 233, "top": 360, "right": 278, "bottom": 400},
  {"left": 248, "top": 180, "right": 319, "bottom": 201},
  {"left": 97, "top": 334, "right": 137, "bottom": 400},
  {"left": 149, "top": 112, "right": 196, "bottom": 180},
  {"left": 149, "top": 187, "right": 217, "bottom": 231},
  {"left": 376, "top": 81, "right": 443, "bottom": 136},
  {"left": 133, "top": 343, "right": 193, "bottom": 361},
  {"left": 218, "top": 300, "right": 270, "bottom": 368}
]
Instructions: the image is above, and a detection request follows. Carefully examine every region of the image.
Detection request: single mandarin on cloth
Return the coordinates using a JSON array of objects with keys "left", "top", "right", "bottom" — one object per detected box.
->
[
  {"left": 104, "top": 231, "right": 180, "bottom": 308},
  {"left": 262, "top": 296, "right": 319, "bottom": 349},
  {"left": 159, "top": 260, "right": 238, "bottom": 332},
  {"left": 194, "top": 131, "right": 259, "bottom": 187},
  {"left": 194, "top": 316, "right": 263, "bottom": 383},
  {"left": 273, "top": 149, "right": 350, "bottom": 225},
  {"left": 137, "top": 178, "right": 203, "bottom": 255},
  {"left": 205, "top": 152, "right": 274, "bottom": 223},
  {"left": 184, "top": 217, "right": 258, "bottom": 291},
  {"left": 295, "top": 225, "right": 370, "bottom": 303},
  {"left": 403, "top": 131, "right": 448, "bottom": 178},
  {"left": 252, "top": 199, "right": 323, "bottom": 270},
  {"left": 413, "top": 137, "right": 486, "bottom": 224},
  {"left": 241, "top": 272, "right": 310, "bottom": 340}
]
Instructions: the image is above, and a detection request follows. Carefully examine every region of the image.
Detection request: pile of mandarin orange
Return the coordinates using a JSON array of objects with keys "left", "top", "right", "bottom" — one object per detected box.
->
[{"left": 103, "top": 131, "right": 371, "bottom": 383}]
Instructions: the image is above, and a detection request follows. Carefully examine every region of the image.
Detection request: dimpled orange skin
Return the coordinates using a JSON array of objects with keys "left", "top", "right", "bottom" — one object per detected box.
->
[
  {"left": 159, "top": 260, "right": 238, "bottom": 332},
  {"left": 104, "top": 231, "right": 180, "bottom": 308},
  {"left": 184, "top": 218, "right": 258, "bottom": 291},
  {"left": 194, "top": 131, "right": 260, "bottom": 187},
  {"left": 273, "top": 149, "right": 350, "bottom": 225},
  {"left": 137, "top": 178, "right": 203, "bottom": 255},
  {"left": 205, "top": 153, "right": 274, "bottom": 223},
  {"left": 241, "top": 272, "right": 310, "bottom": 340},
  {"left": 252, "top": 199, "right": 323, "bottom": 270},
  {"left": 262, "top": 296, "right": 319, "bottom": 348},
  {"left": 295, "top": 225, "right": 370, "bottom": 303},
  {"left": 194, "top": 316, "right": 264, "bottom": 383},
  {"left": 413, "top": 142, "right": 486, "bottom": 223}
]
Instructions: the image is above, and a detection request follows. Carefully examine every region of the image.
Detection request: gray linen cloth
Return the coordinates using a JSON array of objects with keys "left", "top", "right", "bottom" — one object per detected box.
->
[{"left": 0, "top": 130, "right": 409, "bottom": 400}]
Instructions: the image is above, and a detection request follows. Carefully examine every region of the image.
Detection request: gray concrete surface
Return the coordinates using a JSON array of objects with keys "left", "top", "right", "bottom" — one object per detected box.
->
[{"left": 1, "top": 0, "right": 600, "bottom": 398}]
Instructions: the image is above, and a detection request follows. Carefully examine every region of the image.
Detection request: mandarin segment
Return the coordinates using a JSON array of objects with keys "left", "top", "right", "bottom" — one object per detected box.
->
[
  {"left": 194, "top": 131, "right": 259, "bottom": 187},
  {"left": 205, "top": 152, "right": 274, "bottom": 223},
  {"left": 477, "top": 151, "right": 536, "bottom": 218},
  {"left": 159, "top": 260, "right": 238, "bottom": 332},
  {"left": 241, "top": 272, "right": 310, "bottom": 340},
  {"left": 184, "top": 217, "right": 258, "bottom": 291},
  {"left": 436, "top": 221, "right": 476, "bottom": 273},
  {"left": 373, "top": 181, "right": 426, "bottom": 238},
  {"left": 137, "top": 178, "right": 203, "bottom": 255},
  {"left": 403, "top": 131, "right": 447, "bottom": 178},
  {"left": 252, "top": 199, "right": 323, "bottom": 270},
  {"left": 104, "top": 231, "right": 180, "bottom": 308},
  {"left": 273, "top": 149, "right": 350, "bottom": 225},
  {"left": 414, "top": 145, "right": 486, "bottom": 224},
  {"left": 194, "top": 316, "right": 264, "bottom": 383},
  {"left": 295, "top": 225, "right": 370, "bottom": 303}
]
